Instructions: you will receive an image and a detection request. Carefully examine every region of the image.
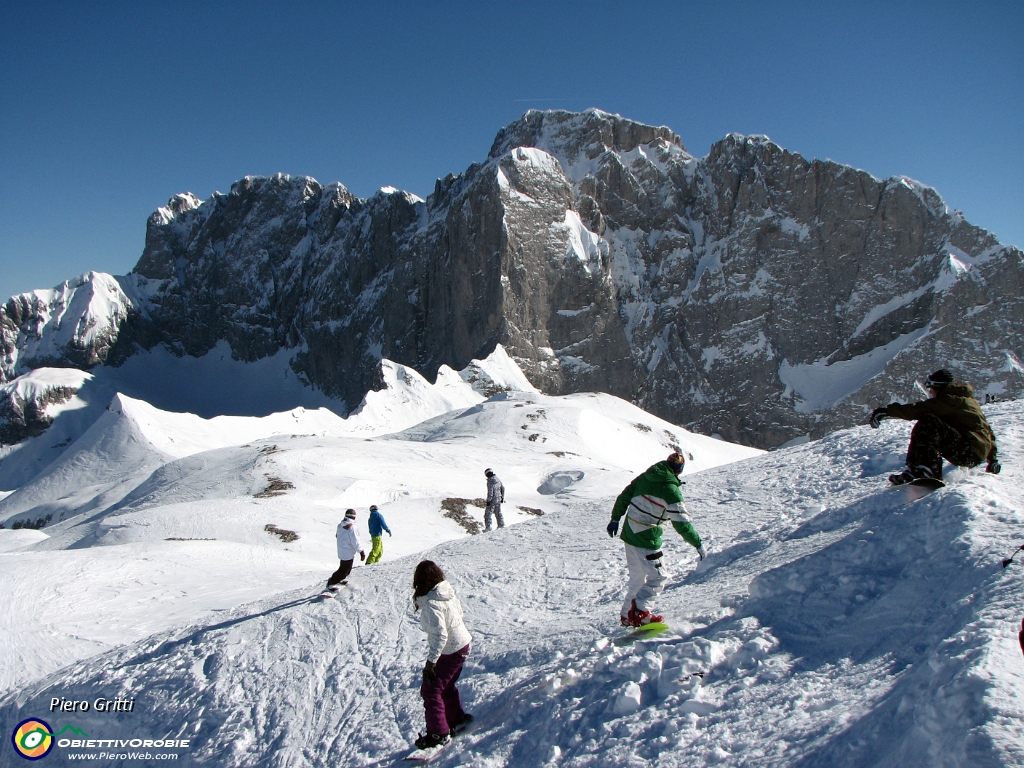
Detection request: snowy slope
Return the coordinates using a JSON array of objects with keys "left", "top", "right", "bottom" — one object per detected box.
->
[
  {"left": 0, "top": 394, "right": 1021, "bottom": 765},
  {"left": 0, "top": 345, "right": 533, "bottom": 493},
  {"left": 0, "top": 358, "right": 758, "bottom": 694}
]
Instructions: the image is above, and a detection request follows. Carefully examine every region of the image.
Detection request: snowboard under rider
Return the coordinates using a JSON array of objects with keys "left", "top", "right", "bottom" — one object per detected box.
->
[
  {"left": 366, "top": 504, "right": 392, "bottom": 565},
  {"left": 607, "top": 452, "right": 705, "bottom": 628},
  {"left": 869, "top": 369, "right": 1001, "bottom": 485},
  {"left": 484, "top": 468, "right": 505, "bottom": 532},
  {"left": 412, "top": 560, "right": 473, "bottom": 751},
  {"left": 327, "top": 509, "right": 365, "bottom": 589}
]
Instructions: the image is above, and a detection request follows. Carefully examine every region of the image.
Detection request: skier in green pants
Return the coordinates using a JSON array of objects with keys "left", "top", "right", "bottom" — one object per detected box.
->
[
  {"left": 366, "top": 504, "right": 392, "bottom": 564},
  {"left": 607, "top": 452, "right": 705, "bottom": 627}
]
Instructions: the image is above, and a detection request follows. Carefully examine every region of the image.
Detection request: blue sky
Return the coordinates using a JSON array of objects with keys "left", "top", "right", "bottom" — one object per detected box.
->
[{"left": 1, "top": 1, "right": 1021, "bottom": 302}]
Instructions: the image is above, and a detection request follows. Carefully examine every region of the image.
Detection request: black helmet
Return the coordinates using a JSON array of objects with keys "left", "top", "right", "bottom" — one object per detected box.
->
[{"left": 925, "top": 369, "right": 954, "bottom": 389}]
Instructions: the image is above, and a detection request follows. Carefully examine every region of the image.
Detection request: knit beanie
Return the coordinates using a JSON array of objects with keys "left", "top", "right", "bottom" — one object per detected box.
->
[
  {"left": 925, "top": 369, "right": 954, "bottom": 389},
  {"left": 666, "top": 452, "right": 685, "bottom": 473}
]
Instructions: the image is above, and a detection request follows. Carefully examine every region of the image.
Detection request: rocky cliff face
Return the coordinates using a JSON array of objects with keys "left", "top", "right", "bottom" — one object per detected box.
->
[{"left": 3, "top": 110, "right": 1022, "bottom": 447}]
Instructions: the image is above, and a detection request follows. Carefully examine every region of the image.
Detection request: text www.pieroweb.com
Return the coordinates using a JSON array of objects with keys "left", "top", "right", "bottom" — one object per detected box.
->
[{"left": 66, "top": 752, "right": 179, "bottom": 760}]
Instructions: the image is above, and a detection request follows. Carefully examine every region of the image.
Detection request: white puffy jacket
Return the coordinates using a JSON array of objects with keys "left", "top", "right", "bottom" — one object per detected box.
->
[
  {"left": 336, "top": 520, "right": 363, "bottom": 560},
  {"left": 416, "top": 580, "right": 472, "bottom": 662}
]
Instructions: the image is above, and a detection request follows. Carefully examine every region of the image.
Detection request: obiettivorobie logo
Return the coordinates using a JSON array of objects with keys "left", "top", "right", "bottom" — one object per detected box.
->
[
  {"left": 12, "top": 717, "right": 193, "bottom": 760},
  {"left": 11, "top": 718, "right": 60, "bottom": 761}
]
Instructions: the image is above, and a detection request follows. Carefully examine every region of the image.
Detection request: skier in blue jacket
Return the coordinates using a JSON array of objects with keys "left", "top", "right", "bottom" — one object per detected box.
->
[{"left": 366, "top": 504, "right": 392, "bottom": 564}]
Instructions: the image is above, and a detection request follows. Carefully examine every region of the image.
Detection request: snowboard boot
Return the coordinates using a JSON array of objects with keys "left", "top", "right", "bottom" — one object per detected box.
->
[
  {"left": 889, "top": 465, "right": 935, "bottom": 486},
  {"left": 452, "top": 714, "right": 474, "bottom": 734},
  {"left": 626, "top": 600, "right": 663, "bottom": 628},
  {"left": 414, "top": 732, "right": 451, "bottom": 750}
]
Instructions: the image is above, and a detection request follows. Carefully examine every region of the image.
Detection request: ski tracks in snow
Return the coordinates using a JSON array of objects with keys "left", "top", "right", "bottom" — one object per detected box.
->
[{"left": 2, "top": 405, "right": 1024, "bottom": 766}]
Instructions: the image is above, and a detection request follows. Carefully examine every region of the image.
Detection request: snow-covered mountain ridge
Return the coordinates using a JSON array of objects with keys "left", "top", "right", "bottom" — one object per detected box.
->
[
  {"left": 0, "top": 394, "right": 1020, "bottom": 766},
  {"left": 2, "top": 109, "right": 1022, "bottom": 448}
]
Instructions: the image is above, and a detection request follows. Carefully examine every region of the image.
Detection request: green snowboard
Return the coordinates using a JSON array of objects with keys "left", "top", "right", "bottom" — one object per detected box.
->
[{"left": 614, "top": 621, "right": 670, "bottom": 646}]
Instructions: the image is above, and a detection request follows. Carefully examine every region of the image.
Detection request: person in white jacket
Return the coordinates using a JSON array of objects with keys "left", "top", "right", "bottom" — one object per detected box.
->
[
  {"left": 412, "top": 560, "right": 473, "bottom": 750},
  {"left": 327, "top": 509, "right": 365, "bottom": 589}
]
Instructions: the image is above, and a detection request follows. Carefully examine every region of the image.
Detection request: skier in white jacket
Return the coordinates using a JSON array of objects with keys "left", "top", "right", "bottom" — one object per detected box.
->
[
  {"left": 412, "top": 560, "right": 473, "bottom": 750},
  {"left": 327, "top": 509, "right": 365, "bottom": 590}
]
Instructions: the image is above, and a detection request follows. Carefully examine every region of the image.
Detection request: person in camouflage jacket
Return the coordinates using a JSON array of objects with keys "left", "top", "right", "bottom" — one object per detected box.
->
[
  {"left": 869, "top": 368, "right": 1001, "bottom": 484},
  {"left": 607, "top": 452, "right": 705, "bottom": 627}
]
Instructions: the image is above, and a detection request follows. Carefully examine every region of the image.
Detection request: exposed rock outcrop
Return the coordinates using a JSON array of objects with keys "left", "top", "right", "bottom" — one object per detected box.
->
[{"left": 0, "top": 369, "right": 89, "bottom": 445}]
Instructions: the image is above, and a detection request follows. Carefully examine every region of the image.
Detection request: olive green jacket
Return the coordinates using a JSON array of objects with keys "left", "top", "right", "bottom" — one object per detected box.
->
[
  {"left": 610, "top": 461, "right": 702, "bottom": 551},
  {"left": 884, "top": 382, "right": 997, "bottom": 461}
]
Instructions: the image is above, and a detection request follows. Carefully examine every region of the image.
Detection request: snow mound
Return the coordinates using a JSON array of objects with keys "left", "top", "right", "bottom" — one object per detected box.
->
[
  {"left": 343, "top": 344, "right": 538, "bottom": 435},
  {"left": 393, "top": 390, "right": 757, "bottom": 476},
  {"left": 0, "top": 393, "right": 173, "bottom": 530},
  {"left": 0, "top": 528, "right": 47, "bottom": 552}
]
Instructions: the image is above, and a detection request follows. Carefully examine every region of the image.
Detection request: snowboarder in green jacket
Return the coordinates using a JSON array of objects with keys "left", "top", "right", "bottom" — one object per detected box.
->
[
  {"left": 869, "top": 369, "right": 1001, "bottom": 484},
  {"left": 607, "top": 452, "right": 705, "bottom": 627}
]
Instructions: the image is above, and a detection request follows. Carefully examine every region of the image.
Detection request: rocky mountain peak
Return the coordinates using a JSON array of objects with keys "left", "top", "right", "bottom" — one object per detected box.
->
[
  {"left": 489, "top": 108, "right": 686, "bottom": 171},
  {"left": 3, "top": 110, "right": 1022, "bottom": 449}
]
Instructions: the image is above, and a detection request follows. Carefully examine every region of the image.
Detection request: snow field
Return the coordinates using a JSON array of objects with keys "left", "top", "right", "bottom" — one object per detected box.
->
[
  {"left": 0, "top": 401, "right": 1020, "bottom": 765},
  {"left": 0, "top": 367, "right": 757, "bottom": 697}
]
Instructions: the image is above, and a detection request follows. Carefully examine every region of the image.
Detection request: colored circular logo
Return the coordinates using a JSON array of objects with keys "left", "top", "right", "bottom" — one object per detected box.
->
[{"left": 11, "top": 718, "right": 53, "bottom": 760}]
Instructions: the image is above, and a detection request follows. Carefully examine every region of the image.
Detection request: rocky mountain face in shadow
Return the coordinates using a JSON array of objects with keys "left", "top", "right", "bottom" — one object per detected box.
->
[{"left": 3, "top": 110, "right": 1022, "bottom": 448}]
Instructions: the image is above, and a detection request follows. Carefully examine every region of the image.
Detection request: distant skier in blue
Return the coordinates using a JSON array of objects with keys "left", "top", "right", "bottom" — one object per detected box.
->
[{"left": 366, "top": 504, "right": 392, "bottom": 564}]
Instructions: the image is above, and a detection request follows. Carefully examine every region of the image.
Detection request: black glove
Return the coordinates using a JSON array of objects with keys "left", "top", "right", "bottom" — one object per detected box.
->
[
  {"left": 606, "top": 520, "right": 619, "bottom": 537},
  {"left": 388, "top": 531, "right": 392, "bottom": 537},
  {"left": 359, "top": 551, "right": 366, "bottom": 562},
  {"left": 422, "top": 661, "right": 436, "bottom": 683},
  {"left": 987, "top": 459, "right": 1001, "bottom": 475},
  {"left": 869, "top": 407, "right": 889, "bottom": 429}
]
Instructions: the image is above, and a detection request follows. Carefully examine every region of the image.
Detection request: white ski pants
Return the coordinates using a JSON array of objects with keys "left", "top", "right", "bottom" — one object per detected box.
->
[{"left": 621, "top": 542, "right": 666, "bottom": 616}]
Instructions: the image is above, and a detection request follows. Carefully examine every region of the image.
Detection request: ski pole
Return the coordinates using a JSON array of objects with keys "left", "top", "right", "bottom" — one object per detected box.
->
[{"left": 1002, "top": 544, "right": 1024, "bottom": 568}]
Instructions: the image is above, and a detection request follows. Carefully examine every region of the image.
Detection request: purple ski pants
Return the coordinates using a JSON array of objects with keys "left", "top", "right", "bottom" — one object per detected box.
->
[{"left": 421, "top": 644, "right": 470, "bottom": 736}]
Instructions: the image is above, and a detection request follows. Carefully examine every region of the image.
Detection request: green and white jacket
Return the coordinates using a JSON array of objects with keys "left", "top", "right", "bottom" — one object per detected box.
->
[{"left": 610, "top": 461, "right": 702, "bottom": 552}]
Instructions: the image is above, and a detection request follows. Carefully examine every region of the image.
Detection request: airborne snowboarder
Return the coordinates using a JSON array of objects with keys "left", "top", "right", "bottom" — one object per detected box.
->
[
  {"left": 869, "top": 369, "right": 1001, "bottom": 485},
  {"left": 607, "top": 452, "right": 705, "bottom": 627}
]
